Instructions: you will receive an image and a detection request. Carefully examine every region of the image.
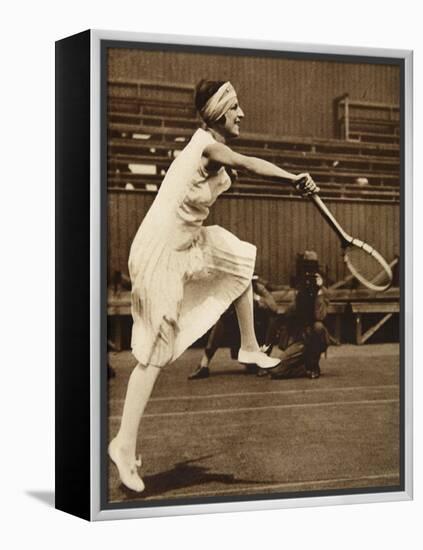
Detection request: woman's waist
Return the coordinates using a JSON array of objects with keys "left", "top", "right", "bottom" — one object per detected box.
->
[{"left": 167, "top": 218, "right": 206, "bottom": 251}]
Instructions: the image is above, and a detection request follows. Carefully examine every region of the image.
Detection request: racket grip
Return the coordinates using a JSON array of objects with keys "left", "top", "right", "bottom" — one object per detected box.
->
[
  {"left": 309, "top": 194, "right": 352, "bottom": 245},
  {"left": 293, "top": 175, "right": 309, "bottom": 193}
]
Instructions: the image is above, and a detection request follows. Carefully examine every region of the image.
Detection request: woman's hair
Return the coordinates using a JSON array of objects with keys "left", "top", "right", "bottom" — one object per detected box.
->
[{"left": 194, "top": 79, "right": 227, "bottom": 115}]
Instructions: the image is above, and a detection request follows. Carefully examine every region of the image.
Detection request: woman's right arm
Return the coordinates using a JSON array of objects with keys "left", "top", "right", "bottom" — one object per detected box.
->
[{"left": 203, "top": 142, "right": 317, "bottom": 192}]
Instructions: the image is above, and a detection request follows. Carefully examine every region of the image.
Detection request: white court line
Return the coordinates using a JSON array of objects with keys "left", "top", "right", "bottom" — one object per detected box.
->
[
  {"left": 112, "top": 384, "right": 399, "bottom": 404},
  {"left": 110, "top": 473, "right": 400, "bottom": 502},
  {"left": 109, "top": 398, "right": 398, "bottom": 421}
]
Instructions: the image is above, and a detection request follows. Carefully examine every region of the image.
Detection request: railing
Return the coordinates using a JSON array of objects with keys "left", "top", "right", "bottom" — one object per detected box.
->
[{"left": 335, "top": 93, "right": 400, "bottom": 143}]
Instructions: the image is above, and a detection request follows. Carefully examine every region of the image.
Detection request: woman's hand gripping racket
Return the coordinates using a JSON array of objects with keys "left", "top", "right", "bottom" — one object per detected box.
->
[{"left": 294, "top": 175, "right": 393, "bottom": 292}]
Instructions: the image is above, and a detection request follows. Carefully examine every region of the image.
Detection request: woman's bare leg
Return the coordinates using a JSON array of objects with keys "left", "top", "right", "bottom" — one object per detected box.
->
[
  {"left": 233, "top": 283, "right": 260, "bottom": 352},
  {"left": 109, "top": 362, "right": 161, "bottom": 492}
]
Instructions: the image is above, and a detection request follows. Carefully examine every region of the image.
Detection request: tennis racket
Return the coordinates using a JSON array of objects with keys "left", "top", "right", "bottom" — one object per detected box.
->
[
  {"left": 308, "top": 193, "right": 393, "bottom": 292},
  {"left": 292, "top": 175, "right": 393, "bottom": 291}
]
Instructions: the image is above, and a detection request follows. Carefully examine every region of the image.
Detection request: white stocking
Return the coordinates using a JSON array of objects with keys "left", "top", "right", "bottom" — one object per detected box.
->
[
  {"left": 233, "top": 282, "right": 260, "bottom": 352},
  {"left": 114, "top": 362, "right": 161, "bottom": 459}
]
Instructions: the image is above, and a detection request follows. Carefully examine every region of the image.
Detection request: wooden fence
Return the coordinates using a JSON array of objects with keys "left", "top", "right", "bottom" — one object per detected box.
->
[{"left": 108, "top": 189, "right": 400, "bottom": 286}]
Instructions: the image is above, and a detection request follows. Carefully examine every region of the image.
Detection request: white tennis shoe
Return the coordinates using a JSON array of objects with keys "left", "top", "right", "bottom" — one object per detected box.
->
[
  {"left": 108, "top": 438, "right": 145, "bottom": 493},
  {"left": 238, "top": 349, "right": 281, "bottom": 369}
]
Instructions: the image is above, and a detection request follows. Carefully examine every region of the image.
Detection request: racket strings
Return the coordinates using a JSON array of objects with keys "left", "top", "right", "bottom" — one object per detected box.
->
[{"left": 344, "top": 244, "right": 392, "bottom": 291}]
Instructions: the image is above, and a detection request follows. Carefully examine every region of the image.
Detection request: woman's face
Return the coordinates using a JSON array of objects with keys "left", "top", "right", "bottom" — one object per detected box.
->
[{"left": 221, "top": 99, "right": 244, "bottom": 138}]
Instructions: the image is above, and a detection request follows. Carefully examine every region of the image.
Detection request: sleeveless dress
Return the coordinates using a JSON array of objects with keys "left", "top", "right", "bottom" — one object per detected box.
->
[{"left": 128, "top": 128, "right": 257, "bottom": 367}]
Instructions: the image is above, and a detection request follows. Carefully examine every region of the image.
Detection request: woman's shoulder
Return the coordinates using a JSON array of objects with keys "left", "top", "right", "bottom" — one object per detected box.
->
[{"left": 191, "top": 127, "right": 215, "bottom": 145}]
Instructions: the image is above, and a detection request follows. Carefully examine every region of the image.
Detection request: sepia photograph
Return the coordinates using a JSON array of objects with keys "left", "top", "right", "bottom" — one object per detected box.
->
[{"left": 102, "top": 38, "right": 404, "bottom": 512}]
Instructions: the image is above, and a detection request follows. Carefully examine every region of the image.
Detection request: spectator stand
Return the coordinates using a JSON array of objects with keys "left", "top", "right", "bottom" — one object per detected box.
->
[{"left": 108, "top": 80, "right": 400, "bottom": 201}]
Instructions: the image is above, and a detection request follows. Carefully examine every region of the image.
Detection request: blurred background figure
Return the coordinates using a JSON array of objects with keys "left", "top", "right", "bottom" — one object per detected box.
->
[{"left": 265, "top": 251, "right": 331, "bottom": 380}]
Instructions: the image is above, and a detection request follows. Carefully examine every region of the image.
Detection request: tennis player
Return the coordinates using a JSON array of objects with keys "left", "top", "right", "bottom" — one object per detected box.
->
[{"left": 109, "top": 80, "right": 318, "bottom": 492}]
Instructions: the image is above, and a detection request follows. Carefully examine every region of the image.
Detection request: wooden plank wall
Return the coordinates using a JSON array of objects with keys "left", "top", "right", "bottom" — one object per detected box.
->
[{"left": 108, "top": 190, "right": 400, "bottom": 286}]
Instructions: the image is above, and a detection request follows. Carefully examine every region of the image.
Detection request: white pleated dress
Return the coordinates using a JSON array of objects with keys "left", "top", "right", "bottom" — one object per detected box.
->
[{"left": 129, "top": 128, "right": 256, "bottom": 367}]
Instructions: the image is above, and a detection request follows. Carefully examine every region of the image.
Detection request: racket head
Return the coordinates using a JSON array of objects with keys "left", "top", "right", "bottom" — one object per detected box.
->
[{"left": 343, "top": 238, "right": 393, "bottom": 292}]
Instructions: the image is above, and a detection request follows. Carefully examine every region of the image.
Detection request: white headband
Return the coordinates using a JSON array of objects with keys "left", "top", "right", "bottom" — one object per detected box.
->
[{"left": 200, "top": 82, "right": 238, "bottom": 123}]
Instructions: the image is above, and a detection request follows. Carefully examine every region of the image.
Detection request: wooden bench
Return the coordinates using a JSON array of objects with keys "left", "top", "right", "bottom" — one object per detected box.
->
[
  {"left": 107, "top": 286, "right": 400, "bottom": 350},
  {"left": 273, "top": 288, "right": 400, "bottom": 346},
  {"left": 107, "top": 125, "right": 400, "bottom": 192},
  {"left": 108, "top": 139, "right": 400, "bottom": 178},
  {"left": 107, "top": 132, "right": 400, "bottom": 191},
  {"left": 351, "top": 301, "right": 400, "bottom": 345},
  {"left": 107, "top": 112, "right": 401, "bottom": 199},
  {"left": 108, "top": 123, "right": 400, "bottom": 155},
  {"left": 109, "top": 137, "right": 400, "bottom": 165},
  {"left": 108, "top": 164, "right": 400, "bottom": 187},
  {"left": 107, "top": 172, "right": 400, "bottom": 201},
  {"left": 107, "top": 289, "right": 348, "bottom": 349}
]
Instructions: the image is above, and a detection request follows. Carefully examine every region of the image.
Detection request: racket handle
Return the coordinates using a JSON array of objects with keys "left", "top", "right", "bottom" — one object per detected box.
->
[
  {"left": 309, "top": 194, "right": 352, "bottom": 245},
  {"left": 290, "top": 177, "right": 352, "bottom": 245}
]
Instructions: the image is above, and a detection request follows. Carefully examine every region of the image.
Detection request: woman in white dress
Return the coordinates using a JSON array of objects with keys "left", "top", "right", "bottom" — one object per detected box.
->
[{"left": 109, "top": 80, "right": 318, "bottom": 492}]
